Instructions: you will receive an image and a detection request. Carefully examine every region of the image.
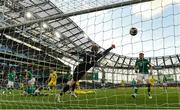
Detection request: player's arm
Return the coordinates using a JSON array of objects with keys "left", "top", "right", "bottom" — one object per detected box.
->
[
  {"left": 70, "top": 51, "right": 86, "bottom": 58},
  {"left": 28, "top": 72, "right": 33, "bottom": 81},
  {"left": 46, "top": 74, "right": 51, "bottom": 83},
  {"left": 70, "top": 51, "right": 78, "bottom": 54},
  {"left": 95, "top": 44, "right": 115, "bottom": 61},
  {"left": 54, "top": 72, "right": 58, "bottom": 80}
]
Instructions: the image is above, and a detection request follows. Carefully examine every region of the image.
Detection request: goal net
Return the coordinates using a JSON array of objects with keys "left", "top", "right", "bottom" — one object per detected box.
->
[{"left": 0, "top": 0, "right": 180, "bottom": 109}]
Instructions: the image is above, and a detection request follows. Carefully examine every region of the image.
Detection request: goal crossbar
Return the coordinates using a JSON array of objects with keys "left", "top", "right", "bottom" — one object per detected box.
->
[{"left": 0, "top": 0, "right": 154, "bottom": 31}]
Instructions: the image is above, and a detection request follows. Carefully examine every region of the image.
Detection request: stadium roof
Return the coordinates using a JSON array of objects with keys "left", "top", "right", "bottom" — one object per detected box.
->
[{"left": 0, "top": 0, "right": 180, "bottom": 70}]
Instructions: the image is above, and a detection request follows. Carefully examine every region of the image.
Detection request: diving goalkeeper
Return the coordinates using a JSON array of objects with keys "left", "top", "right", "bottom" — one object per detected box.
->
[{"left": 58, "top": 44, "right": 115, "bottom": 99}]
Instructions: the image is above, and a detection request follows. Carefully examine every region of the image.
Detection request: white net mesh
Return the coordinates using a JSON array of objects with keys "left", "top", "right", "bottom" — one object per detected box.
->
[{"left": 0, "top": 0, "right": 180, "bottom": 109}]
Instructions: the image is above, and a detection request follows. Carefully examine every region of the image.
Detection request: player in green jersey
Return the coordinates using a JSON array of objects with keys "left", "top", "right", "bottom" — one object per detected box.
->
[
  {"left": 24, "top": 69, "right": 35, "bottom": 86},
  {"left": 22, "top": 69, "right": 36, "bottom": 96},
  {"left": 162, "top": 75, "right": 168, "bottom": 93},
  {"left": 131, "top": 78, "right": 137, "bottom": 94},
  {"left": 132, "top": 53, "right": 153, "bottom": 99},
  {"left": 3, "top": 68, "right": 16, "bottom": 94},
  {"left": 19, "top": 73, "right": 25, "bottom": 89}
]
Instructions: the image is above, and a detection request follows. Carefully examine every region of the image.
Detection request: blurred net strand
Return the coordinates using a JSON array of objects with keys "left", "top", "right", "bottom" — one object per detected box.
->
[{"left": 0, "top": 0, "right": 154, "bottom": 31}]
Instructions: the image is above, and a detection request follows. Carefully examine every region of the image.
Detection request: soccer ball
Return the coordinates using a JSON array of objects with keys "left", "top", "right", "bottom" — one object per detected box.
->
[{"left": 130, "top": 27, "right": 138, "bottom": 36}]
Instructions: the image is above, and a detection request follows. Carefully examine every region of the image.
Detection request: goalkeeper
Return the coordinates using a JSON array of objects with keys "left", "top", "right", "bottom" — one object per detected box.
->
[{"left": 58, "top": 44, "right": 115, "bottom": 99}]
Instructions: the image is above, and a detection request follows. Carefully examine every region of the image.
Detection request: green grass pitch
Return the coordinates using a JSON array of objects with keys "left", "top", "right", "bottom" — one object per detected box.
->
[{"left": 0, "top": 87, "right": 180, "bottom": 109}]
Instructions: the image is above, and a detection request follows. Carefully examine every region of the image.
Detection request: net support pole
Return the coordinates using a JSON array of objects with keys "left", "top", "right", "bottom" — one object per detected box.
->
[{"left": 0, "top": 0, "right": 154, "bottom": 31}]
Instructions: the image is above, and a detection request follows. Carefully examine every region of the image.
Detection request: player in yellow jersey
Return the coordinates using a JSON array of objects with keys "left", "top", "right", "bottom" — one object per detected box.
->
[
  {"left": 74, "top": 81, "right": 96, "bottom": 96},
  {"left": 149, "top": 76, "right": 156, "bottom": 86},
  {"left": 46, "top": 69, "right": 57, "bottom": 91}
]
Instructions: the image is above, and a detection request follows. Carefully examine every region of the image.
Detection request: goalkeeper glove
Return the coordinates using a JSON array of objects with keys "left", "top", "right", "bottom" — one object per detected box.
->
[{"left": 111, "top": 44, "right": 115, "bottom": 48}]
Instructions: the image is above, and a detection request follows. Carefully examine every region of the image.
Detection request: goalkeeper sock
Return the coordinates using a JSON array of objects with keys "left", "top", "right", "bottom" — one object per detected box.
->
[
  {"left": 71, "top": 83, "right": 76, "bottom": 92},
  {"left": 60, "top": 85, "right": 70, "bottom": 96}
]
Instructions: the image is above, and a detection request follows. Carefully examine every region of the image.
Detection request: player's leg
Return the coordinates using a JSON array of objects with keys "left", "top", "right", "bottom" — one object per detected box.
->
[
  {"left": 23, "top": 85, "right": 30, "bottom": 96},
  {"left": 56, "top": 79, "right": 76, "bottom": 102},
  {"left": 163, "top": 83, "right": 167, "bottom": 93},
  {"left": 19, "top": 82, "right": 24, "bottom": 90},
  {"left": 57, "top": 64, "right": 88, "bottom": 102},
  {"left": 165, "top": 83, "right": 167, "bottom": 92},
  {"left": 48, "top": 81, "right": 54, "bottom": 91},
  {"left": 59, "top": 79, "right": 75, "bottom": 96},
  {"left": 60, "top": 64, "right": 85, "bottom": 96},
  {"left": 52, "top": 82, "right": 56, "bottom": 90},
  {"left": 23, "top": 85, "right": 35, "bottom": 96},
  {"left": 33, "top": 86, "right": 46, "bottom": 96},
  {"left": 132, "top": 74, "right": 143, "bottom": 98},
  {"left": 59, "top": 65, "right": 80, "bottom": 96},
  {"left": 51, "top": 82, "right": 57, "bottom": 93},
  {"left": 3, "top": 81, "right": 10, "bottom": 94},
  {"left": 10, "top": 81, "right": 14, "bottom": 94},
  {"left": 70, "top": 68, "right": 87, "bottom": 98},
  {"left": 22, "top": 91, "right": 29, "bottom": 96},
  {"left": 24, "top": 78, "right": 36, "bottom": 96},
  {"left": 28, "top": 78, "right": 35, "bottom": 85},
  {"left": 163, "top": 84, "right": 165, "bottom": 91},
  {"left": 145, "top": 75, "right": 152, "bottom": 99},
  {"left": 133, "top": 80, "right": 141, "bottom": 97},
  {"left": 59, "top": 73, "right": 84, "bottom": 100},
  {"left": 70, "top": 82, "right": 77, "bottom": 98},
  {"left": 6, "top": 81, "right": 14, "bottom": 94},
  {"left": 3, "top": 81, "right": 9, "bottom": 94},
  {"left": 136, "top": 74, "right": 143, "bottom": 93},
  {"left": 71, "top": 82, "right": 76, "bottom": 92}
]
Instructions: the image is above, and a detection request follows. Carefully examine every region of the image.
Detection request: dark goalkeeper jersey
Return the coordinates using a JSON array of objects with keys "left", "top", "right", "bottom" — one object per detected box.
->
[
  {"left": 72, "top": 47, "right": 113, "bottom": 81},
  {"left": 72, "top": 47, "right": 113, "bottom": 66}
]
